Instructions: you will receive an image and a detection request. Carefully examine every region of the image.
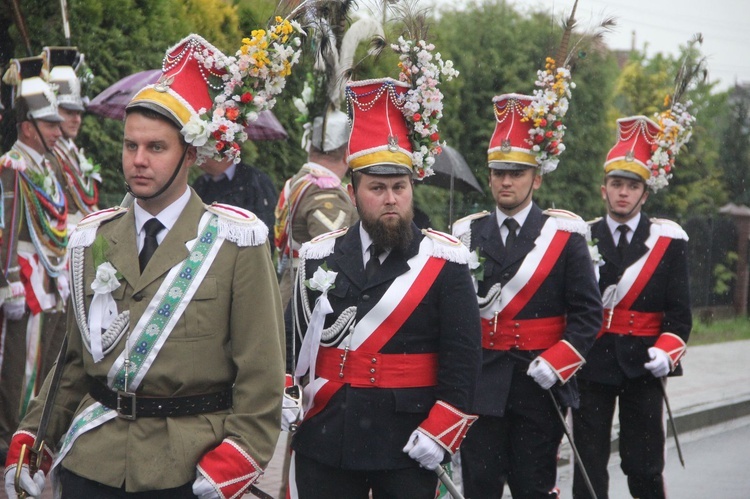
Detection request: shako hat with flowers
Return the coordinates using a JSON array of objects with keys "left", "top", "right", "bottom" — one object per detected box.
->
[
  {"left": 488, "top": 0, "right": 615, "bottom": 173},
  {"left": 128, "top": 18, "right": 303, "bottom": 165},
  {"left": 127, "top": 34, "right": 228, "bottom": 156},
  {"left": 604, "top": 116, "right": 662, "bottom": 183},
  {"left": 2, "top": 56, "right": 63, "bottom": 123},
  {"left": 42, "top": 46, "right": 86, "bottom": 112},
  {"left": 488, "top": 59, "right": 573, "bottom": 174},
  {"left": 604, "top": 34, "right": 706, "bottom": 193},
  {"left": 345, "top": 24, "right": 458, "bottom": 178}
]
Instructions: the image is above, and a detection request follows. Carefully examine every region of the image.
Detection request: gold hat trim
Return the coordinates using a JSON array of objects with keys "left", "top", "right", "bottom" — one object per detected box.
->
[
  {"left": 129, "top": 87, "right": 192, "bottom": 127},
  {"left": 487, "top": 149, "right": 536, "bottom": 167}
]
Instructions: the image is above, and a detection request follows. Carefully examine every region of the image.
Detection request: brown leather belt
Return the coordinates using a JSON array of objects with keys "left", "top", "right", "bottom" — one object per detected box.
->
[
  {"left": 90, "top": 380, "right": 232, "bottom": 420},
  {"left": 316, "top": 347, "right": 438, "bottom": 388}
]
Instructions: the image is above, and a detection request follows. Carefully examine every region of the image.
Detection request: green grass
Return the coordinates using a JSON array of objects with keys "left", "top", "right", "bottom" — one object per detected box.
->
[{"left": 690, "top": 316, "right": 750, "bottom": 345}]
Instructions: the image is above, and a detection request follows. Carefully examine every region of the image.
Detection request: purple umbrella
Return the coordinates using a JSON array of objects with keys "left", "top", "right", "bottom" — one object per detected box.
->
[{"left": 87, "top": 69, "right": 288, "bottom": 141}]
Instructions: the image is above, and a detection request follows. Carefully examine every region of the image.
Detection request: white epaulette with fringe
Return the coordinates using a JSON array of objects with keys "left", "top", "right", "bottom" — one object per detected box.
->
[
  {"left": 451, "top": 211, "right": 490, "bottom": 239},
  {"left": 68, "top": 206, "right": 128, "bottom": 249},
  {"left": 651, "top": 218, "right": 689, "bottom": 241},
  {"left": 422, "top": 229, "right": 470, "bottom": 264},
  {"left": 543, "top": 208, "right": 588, "bottom": 236},
  {"left": 207, "top": 203, "right": 268, "bottom": 247},
  {"left": 300, "top": 227, "right": 349, "bottom": 260},
  {"left": 587, "top": 216, "right": 603, "bottom": 226}
]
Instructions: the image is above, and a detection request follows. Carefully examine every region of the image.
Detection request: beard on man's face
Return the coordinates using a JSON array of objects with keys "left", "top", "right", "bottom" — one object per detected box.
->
[{"left": 359, "top": 205, "right": 414, "bottom": 254}]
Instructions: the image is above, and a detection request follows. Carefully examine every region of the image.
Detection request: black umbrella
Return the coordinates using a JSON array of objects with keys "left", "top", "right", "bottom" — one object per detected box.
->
[
  {"left": 424, "top": 145, "right": 484, "bottom": 194},
  {"left": 422, "top": 145, "right": 484, "bottom": 226}
]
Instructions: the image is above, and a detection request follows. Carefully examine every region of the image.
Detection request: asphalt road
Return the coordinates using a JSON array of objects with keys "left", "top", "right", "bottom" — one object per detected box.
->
[
  {"left": 4, "top": 416, "right": 749, "bottom": 498},
  {"left": 551, "top": 415, "right": 750, "bottom": 499}
]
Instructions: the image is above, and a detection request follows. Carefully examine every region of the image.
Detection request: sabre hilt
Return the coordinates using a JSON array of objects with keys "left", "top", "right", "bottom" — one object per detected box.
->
[{"left": 14, "top": 441, "right": 46, "bottom": 499}]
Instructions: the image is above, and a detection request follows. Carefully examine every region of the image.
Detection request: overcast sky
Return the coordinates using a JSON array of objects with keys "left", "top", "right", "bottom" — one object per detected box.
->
[{"left": 428, "top": 0, "right": 749, "bottom": 93}]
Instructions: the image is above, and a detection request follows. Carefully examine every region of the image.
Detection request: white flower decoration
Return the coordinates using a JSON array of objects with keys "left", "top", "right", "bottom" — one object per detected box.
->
[
  {"left": 182, "top": 114, "right": 211, "bottom": 148},
  {"left": 306, "top": 267, "right": 337, "bottom": 295},
  {"left": 91, "top": 262, "right": 121, "bottom": 295}
]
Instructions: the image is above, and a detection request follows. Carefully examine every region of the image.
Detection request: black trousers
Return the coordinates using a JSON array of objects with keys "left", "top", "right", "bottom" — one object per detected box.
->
[
  {"left": 461, "top": 372, "right": 564, "bottom": 499},
  {"left": 59, "top": 467, "right": 197, "bottom": 498},
  {"left": 571, "top": 377, "right": 666, "bottom": 499},
  {"left": 292, "top": 451, "right": 438, "bottom": 499}
]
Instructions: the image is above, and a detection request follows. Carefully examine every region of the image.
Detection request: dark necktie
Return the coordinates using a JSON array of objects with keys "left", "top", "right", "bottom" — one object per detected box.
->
[
  {"left": 365, "top": 244, "right": 383, "bottom": 282},
  {"left": 503, "top": 218, "right": 519, "bottom": 253},
  {"left": 616, "top": 225, "right": 630, "bottom": 260},
  {"left": 139, "top": 218, "right": 165, "bottom": 272}
]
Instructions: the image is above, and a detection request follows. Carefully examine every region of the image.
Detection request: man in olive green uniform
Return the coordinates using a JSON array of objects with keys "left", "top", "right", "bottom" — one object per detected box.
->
[
  {"left": 274, "top": 110, "right": 358, "bottom": 305},
  {"left": 4, "top": 34, "right": 286, "bottom": 498},
  {"left": 0, "top": 57, "right": 68, "bottom": 462}
]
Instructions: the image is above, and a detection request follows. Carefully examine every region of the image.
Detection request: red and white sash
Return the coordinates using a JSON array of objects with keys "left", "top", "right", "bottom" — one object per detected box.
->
[
  {"left": 303, "top": 238, "right": 446, "bottom": 420},
  {"left": 479, "top": 217, "right": 571, "bottom": 320},
  {"left": 604, "top": 222, "right": 677, "bottom": 311}
]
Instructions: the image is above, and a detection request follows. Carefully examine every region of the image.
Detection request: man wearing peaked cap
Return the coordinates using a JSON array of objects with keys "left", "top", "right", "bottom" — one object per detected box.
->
[
  {"left": 287, "top": 52, "right": 481, "bottom": 496},
  {"left": 3, "top": 26, "right": 305, "bottom": 497},
  {"left": 453, "top": 66, "right": 602, "bottom": 497},
  {"left": 44, "top": 46, "right": 102, "bottom": 227},
  {"left": 0, "top": 56, "right": 69, "bottom": 466},
  {"left": 572, "top": 114, "right": 692, "bottom": 499},
  {"left": 274, "top": 108, "right": 358, "bottom": 304}
]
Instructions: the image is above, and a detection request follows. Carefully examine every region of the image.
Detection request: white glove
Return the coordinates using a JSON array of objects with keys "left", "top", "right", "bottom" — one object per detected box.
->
[
  {"left": 527, "top": 357, "right": 558, "bottom": 390},
  {"left": 281, "top": 385, "right": 303, "bottom": 432},
  {"left": 644, "top": 347, "right": 671, "bottom": 378},
  {"left": 192, "top": 472, "right": 220, "bottom": 499},
  {"left": 4, "top": 464, "right": 46, "bottom": 499},
  {"left": 402, "top": 429, "right": 445, "bottom": 470}
]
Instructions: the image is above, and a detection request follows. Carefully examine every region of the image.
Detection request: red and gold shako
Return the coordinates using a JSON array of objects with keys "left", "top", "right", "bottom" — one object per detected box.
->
[
  {"left": 604, "top": 115, "right": 659, "bottom": 182},
  {"left": 127, "top": 34, "right": 226, "bottom": 128},
  {"left": 346, "top": 77, "right": 413, "bottom": 176},
  {"left": 488, "top": 93, "right": 536, "bottom": 170}
]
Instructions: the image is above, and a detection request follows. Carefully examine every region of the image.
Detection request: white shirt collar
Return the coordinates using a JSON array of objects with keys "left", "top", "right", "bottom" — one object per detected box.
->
[
  {"left": 134, "top": 187, "right": 191, "bottom": 248},
  {"left": 207, "top": 162, "right": 236, "bottom": 182},
  {"left": 495, "top": 202, "right": 533, "bottom": 233},
  {"left": 358, "top": 225, "right": 391, "bottom": 266},
  {"left": 606, "top": 213, "right": 640, "bottom": 241}
]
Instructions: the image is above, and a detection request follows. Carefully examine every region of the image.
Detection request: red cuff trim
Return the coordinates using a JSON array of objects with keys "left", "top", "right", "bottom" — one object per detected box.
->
[
  {"left": 418, "top": 400, "right": 478, "bottom": 454},
  {"left": 5, "top": 431, "right": 53, "bottom": 474},
  {"left": 654, "top": 332, "right": 687, "bottom": 369},
  {"left": 197, "top": 440, "right": 262, "bottom": 499},
  {"left": 539, "top": 340, "right": 585, "bottom": 383}
]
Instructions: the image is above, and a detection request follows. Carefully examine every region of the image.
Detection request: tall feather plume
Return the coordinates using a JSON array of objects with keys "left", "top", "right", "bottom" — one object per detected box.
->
[
  {"left": 388, "top": 0, "right": 431, "bottom": 44},
  {"left": 335, "top": 17, "right": 386, "bottom": 105},
  {"left": 554, "top": 1, "right": 617, "bottom": 68},
  {"left": 555, "top": 0, "right": 579, "bottom": 65},
  {"left": 295, "top": 0, "right": 385, "bottom": 148},
  {"left": 672, "top": 33, "right": 708, "bottom": 106}
]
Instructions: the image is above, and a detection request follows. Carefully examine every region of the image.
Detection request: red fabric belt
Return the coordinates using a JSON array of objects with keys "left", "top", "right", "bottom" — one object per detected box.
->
[
  {"left": 480, "top": 316, "right": 566, "bottom": 350},
  {"left": 316, "top": 347, "right": 439, "bottom": 388},
  {"left": 598, "top": 309, "right": 663, "bottom": 338}
]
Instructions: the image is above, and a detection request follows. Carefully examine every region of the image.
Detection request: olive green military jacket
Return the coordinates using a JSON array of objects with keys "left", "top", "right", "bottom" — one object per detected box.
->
[{"left": 21, "top": 191, "right": 285, "bottom": 492}]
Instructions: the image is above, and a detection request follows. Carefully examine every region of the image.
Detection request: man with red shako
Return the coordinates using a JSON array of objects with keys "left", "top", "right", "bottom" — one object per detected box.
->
[
  {"left": 287, "top": 71, "right": 481, "bottom": 497},
  {"left": 571, "top": 113, "right": 692, "bottom": 499},
  {"left": 452, "top": 78, "right": 602, "bottom": 497}
]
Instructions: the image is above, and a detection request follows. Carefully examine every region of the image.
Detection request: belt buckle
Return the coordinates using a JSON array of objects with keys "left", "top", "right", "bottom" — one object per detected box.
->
[{"left": 116, "top": 390, "right": 137, "bottom": 420}]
